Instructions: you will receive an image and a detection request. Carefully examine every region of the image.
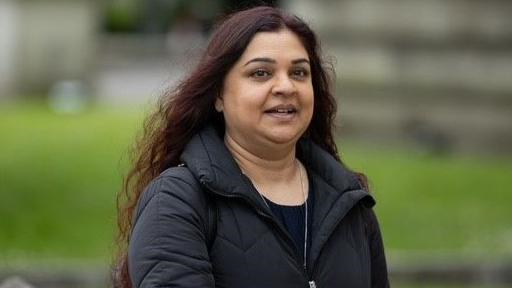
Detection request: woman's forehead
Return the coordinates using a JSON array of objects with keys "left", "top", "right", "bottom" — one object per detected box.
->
[{"left": 238, "top": 29, "right": 309, "bottom": 63}]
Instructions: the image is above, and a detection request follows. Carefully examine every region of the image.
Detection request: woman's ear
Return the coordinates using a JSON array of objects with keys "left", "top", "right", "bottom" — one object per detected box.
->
[{"left": 215, "top": 96, "right": 223, "bottom": 112}]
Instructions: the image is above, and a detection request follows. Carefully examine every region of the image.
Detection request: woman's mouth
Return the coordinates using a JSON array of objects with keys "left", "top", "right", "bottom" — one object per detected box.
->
[
  {"left": 264, "top": 105, "right": 298, "bottom": 120},
  {"left": 265, "top": 107, "right": 297, "bottom": 114}
]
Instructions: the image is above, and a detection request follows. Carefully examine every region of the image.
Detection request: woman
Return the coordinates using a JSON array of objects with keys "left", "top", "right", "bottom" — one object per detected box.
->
[{"left": 115, "top": 6, "right": 389, "bottom": 288}]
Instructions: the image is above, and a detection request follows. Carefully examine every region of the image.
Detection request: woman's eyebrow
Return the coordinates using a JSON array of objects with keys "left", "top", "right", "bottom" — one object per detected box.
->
[
  {"left": 243, "top": 57, "right": 310, "bottom": 66},
  {"left": 244, "top": 57, "right": 275, "bottom": 66},
  {"left": 291, "top": 58, "right": 310, "bottom": 65}
]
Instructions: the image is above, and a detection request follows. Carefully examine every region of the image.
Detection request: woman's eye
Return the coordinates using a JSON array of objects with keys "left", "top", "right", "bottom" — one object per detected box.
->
[
  {"left": 251, "top": 69, "right": 271, "bottom": 78},
  {"left": 292, "top": 69, "right": 309, "bottom": 79}
]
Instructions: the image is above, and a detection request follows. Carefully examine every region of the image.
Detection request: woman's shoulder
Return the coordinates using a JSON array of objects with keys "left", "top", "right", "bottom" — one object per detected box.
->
[
  {"left": 134, "top": 166, "right": 207, "bottom": 221},
  {"left": 359, "top": 205, "right": 382, "bottom": 239}
]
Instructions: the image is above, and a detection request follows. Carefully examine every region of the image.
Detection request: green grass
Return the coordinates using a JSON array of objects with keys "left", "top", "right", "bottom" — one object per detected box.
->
[
  {"left": 341, "top": 142, "right": 512, "bottom": 258},
  {"left": 392, "top": 284, "right": 509, "bottom": 288},
  {"left": 0, "top": 103, "right": 144, "bottom": 263},
  {"left": 1, "top": 102, "right": 512, "bottom": 264}
]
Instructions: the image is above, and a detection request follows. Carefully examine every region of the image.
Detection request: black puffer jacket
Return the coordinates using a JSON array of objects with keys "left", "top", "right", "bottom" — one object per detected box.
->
[{"left": 129, "top": 125, "right": 389, "bottom": 287}]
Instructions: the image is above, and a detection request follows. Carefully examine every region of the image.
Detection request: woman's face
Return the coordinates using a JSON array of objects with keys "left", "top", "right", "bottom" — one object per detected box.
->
[{"left": 216, "top": 28, "right": 314, "bottom": 151}]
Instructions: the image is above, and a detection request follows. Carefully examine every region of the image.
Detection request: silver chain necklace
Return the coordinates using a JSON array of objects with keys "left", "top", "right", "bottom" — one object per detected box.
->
[{"left": 244, "top": 160, "right": 309, "bottom": 271}]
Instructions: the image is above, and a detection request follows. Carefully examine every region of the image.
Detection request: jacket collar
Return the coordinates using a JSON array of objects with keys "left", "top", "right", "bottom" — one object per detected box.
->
[
  {"left": 181, "top": 125, "right": 374, "bottom": 208},
  {"left": 181, "top": 125, "right": 253, "bottom": 201}
]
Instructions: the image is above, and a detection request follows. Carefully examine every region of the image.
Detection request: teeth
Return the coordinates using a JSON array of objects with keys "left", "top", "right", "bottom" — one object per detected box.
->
[{"left": 266, "top": 107, "right": 296, "bottom": 113}]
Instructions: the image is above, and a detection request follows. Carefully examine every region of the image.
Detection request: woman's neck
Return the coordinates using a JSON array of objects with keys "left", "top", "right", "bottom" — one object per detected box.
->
[{"left": 224, "top": 133, "right": 297, "bottom": 184}]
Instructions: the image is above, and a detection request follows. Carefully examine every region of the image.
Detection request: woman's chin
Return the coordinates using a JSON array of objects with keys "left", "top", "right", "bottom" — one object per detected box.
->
[{"left": 261, "top": 129, "right": 304, "bottom": 146}]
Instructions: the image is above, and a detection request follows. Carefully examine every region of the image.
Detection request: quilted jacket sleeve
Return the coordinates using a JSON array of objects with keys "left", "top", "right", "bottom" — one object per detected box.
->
[
  {"left": 363, "top": 208, "right": 390, "bottom": 288},
  {"left": 128, "top": 172, "right": 215, "bottom": 288}
]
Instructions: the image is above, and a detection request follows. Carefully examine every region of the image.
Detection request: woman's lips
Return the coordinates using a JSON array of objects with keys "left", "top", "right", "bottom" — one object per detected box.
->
[
  {"left": 264, "top": 104, "right": 297, "bottom": 113},
  {"left": 264, "top": 107, "right": 298, "bottom": 120},
  {"left": 265, "top": 108, "right": 296, "bottom": 113}
]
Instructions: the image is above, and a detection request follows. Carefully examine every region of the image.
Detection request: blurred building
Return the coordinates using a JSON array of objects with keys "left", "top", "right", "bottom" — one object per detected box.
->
[
  {"left": 285, "top": 0, "right": 512, "bottom": 154},
  {"left": 1, "top": 0, "right": 511, "bottom": 154},
  {"left": 0, "top": 0, "right": 98, "bottom": 99}
]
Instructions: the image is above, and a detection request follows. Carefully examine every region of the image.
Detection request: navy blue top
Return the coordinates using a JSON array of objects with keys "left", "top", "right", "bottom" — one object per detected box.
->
[{"left": 266, "top": 179, "right": 314, "bottom": 262}]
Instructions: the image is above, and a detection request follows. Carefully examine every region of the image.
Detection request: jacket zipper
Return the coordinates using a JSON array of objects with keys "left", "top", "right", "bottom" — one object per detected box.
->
[
  {"left": 306, "top": 192, "right": 367, "bottom": 286},
  {"left": 202, "top": 180, "right": 315, "bottom": 286}
]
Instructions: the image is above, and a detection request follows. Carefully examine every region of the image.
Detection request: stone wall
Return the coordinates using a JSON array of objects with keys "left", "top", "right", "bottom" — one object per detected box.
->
[
  {"left": 0, "top": 0, "right": 20, "bottom": 99},
  {"left": 285, "top": 0, "right": 512, "bottom": 154},
  {"left": 0, "top": 0, "right": 99, "bottom": 98}
]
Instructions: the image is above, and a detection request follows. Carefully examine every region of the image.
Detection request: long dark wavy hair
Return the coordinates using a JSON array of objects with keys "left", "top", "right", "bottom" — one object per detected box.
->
[{"left": 114, "top": 6, "right": 367, "bottom": 288}]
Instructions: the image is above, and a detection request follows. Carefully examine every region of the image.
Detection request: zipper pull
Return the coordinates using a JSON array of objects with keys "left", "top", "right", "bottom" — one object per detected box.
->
[{"left": 308, "top": 280, "right": 317, "bottom": 288}]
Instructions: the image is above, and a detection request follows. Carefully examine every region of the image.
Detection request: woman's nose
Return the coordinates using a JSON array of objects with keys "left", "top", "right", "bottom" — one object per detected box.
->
[{"left": 271, "top": 73, "right": 297, "bottom": 96}]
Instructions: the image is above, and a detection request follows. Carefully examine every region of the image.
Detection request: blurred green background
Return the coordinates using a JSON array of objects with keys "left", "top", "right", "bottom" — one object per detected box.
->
[
  {"left": 1, "top": 103, "right": 511, "bottom": 288},
  {"left": 1, "top": 0, "right": 512, "bottom": 287},
  {"left": 2, "top": 103, "right": 512, "bottom": 260}
]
